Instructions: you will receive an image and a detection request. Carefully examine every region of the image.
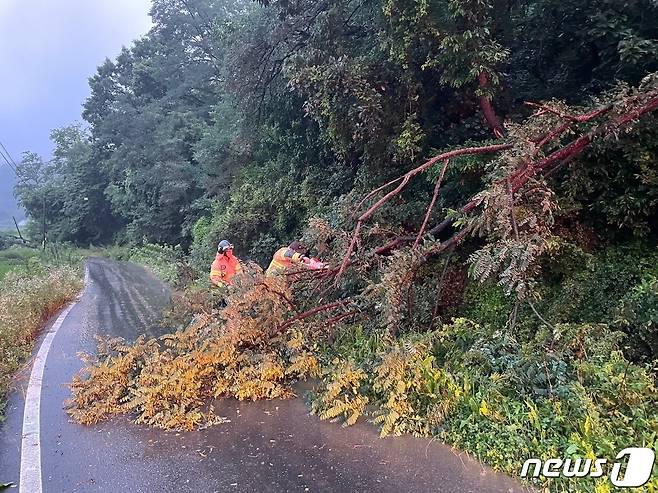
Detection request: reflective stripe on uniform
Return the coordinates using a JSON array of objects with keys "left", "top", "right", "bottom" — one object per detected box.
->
[
  {"left": 290, "top": 252, "right": 303, "bottom": 263},
  {"left": 266, "top": 248, "right": 291, "bottom": 276}
]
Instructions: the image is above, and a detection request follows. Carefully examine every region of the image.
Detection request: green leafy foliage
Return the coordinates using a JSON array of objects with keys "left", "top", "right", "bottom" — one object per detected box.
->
[
  {"left": 558, "top": 113, "right": 658, "bottom": 237},
  {"left": 615, "top": 274, "right": 658, "bottom": 363},
  {"left": 14, "top": 126, "right": 119, "bottom": 245},
  {"left": 129, "top": 243, "right": 187, "bottom": 286},
  {"left": 506, "top": 0, "right": 658, "bottom": 102},
  {"left": 314, "top": 318, "right": 658, "bottom": 492}
]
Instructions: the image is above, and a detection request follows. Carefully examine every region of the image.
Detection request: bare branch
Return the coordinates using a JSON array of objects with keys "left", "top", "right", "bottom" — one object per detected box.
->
[
  {"left": 413, "top": 159, "right": 449, "bottom": 249},
  {"left": 336, "top": 143, "right": 512, "bottom": 281},
  {"left": 525, "top": 101, "right": 612, "bottom": 123},
  {"left": 276, "top": 298, "right": 353, "bottom": 333},
  {"left": 354, "top": 175, "right": 405, "bottom": 212}
]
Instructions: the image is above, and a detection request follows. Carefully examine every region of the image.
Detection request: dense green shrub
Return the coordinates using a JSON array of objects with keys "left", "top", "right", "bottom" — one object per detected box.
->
[
  {"left": 615, "top": 274, "right": 658, "bottom": 363},
  {"left": 543, "top": 243, "right": 658, "bottom": 324},
  {"left": 314, "top": 319, "right": 658, "bottom": 493},
  {"left": 462, "top": 281, "right": 514, "bottom": 329},
  {"left": 462, "top": 241, "right": 658, "bottom": 363}
]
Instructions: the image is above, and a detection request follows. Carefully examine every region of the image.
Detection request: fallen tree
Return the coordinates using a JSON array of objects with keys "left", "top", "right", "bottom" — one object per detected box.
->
[{"left": 336, "top": 75, "right": 658, "bottom": 280}]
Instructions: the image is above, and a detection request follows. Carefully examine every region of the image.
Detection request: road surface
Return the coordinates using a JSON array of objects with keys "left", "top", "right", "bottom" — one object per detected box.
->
[{"left": 0, "top": 258, "right": 529, "bottom": 492}]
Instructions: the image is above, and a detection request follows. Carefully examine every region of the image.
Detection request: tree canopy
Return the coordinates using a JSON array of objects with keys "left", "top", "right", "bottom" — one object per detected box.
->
[{"left": 14, "top": 0, "right": 657, "bottom": 256}]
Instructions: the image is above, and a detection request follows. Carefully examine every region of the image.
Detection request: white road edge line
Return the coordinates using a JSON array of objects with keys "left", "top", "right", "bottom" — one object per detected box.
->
[{"left": 19, "top": 265, "right": 90, "bottom": 493}]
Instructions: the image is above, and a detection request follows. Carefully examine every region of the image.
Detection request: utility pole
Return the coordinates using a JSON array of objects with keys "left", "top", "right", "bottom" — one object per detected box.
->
[
  {"left": 12, "top": 216, "right": 25, "bottom": 243},
  {"left": 42, "top": 195, "right": 46, "bottom": 250}
]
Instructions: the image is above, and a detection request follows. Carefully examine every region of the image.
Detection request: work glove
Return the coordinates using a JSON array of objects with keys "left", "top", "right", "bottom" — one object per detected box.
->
[{"left": 305, "top": 258, "right": 328, "bottom": 270}]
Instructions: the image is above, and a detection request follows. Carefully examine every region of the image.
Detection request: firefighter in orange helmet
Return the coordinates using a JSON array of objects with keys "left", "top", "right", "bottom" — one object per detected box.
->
[{"left": 210, "top": 240, "right": 242, "bottom": 287}]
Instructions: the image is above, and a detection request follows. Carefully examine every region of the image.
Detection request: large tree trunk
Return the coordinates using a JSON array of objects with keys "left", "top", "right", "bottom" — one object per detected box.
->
[{"left": 478, "top": 72, "right": 504, "bottom": 138}]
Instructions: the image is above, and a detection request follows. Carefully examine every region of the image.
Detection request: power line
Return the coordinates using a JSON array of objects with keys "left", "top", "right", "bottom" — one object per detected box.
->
[
  {"left": 0, "top": 140, "right": 18, "bottom": 167},
  {"left": 0, "top": 140, "right": 17, "bottom": 175},
  {"left": 0, "top": 141, "right": 17, "bottom": 174},
  {"left": 0, "top": 149, "right": 16, "bottom": 174}
]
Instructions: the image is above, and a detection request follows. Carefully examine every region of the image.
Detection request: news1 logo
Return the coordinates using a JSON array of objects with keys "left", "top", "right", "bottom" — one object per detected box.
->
[{"left": 520, "top": 447, "right": 655, "bottom": 487}]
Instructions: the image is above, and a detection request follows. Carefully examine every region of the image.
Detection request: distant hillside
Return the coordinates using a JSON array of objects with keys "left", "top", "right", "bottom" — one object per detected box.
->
[{"left": 0, "top": 167, "right": 24, "bottom": 230}]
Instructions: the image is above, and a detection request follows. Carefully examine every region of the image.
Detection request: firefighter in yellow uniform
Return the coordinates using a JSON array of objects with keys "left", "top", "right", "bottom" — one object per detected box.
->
[{"left": 266, "top": 241, "right": 325, "bottom": 276}]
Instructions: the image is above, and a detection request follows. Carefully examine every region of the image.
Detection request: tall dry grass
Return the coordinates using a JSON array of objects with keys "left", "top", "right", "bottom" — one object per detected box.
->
[{"left": 0, "top": 266, "right": 83, "bottom": 414}]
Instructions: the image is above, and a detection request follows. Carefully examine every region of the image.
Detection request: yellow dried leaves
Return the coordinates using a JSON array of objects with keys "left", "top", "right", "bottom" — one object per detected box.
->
[{"left": 67, "top": 274, "right": 321, "bottom": 431}]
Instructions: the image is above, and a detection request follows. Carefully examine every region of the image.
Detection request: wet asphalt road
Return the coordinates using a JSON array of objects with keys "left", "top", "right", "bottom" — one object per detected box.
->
[{"left": 0, "top": 258, "right": 529, "bottom": 492}]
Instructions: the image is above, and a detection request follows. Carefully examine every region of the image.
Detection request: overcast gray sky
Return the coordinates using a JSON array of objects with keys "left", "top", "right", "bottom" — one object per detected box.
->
[{"left": 0, "top": 0, "right": 153, "bottom": 198}]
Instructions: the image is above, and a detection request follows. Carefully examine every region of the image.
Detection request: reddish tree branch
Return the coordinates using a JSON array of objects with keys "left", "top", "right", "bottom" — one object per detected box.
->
[
  {"left": 256, "top": 282, "right": 297, "bottom": 312},
  {"left": 428, "top": 94, "right": 658, "bottom": 242},
  {"left": 413, "top": 159, "right": 449, "bottom": 249},
  {"left": 417, "top": 92, "right": 658, "bottom": 262},
  {"left": 324, "top": 309, "right": 360, "bottom": 328},
  {"left": 532, "top": 121, "right": 572, "bottom": 149},
  {"left": 276, "top": 298, "right": 353, "bottom": 332},
  {"left": 355, "top": 175, "right": 405, "bottom": 211},
  {"left": 529, "top": 105, "right": 612, "bottom": 150},
  {"left": 336, "top": 143, "right": 512, "bottom": 281},
  {"left": 336, "top": 90, "right": 658, "bottom": 281},
  {"left": 525, "top": 101, "right": 612, "bottom": 123},
  {"left": 336, "top": 221, "right": 362, "bottom": 280}
]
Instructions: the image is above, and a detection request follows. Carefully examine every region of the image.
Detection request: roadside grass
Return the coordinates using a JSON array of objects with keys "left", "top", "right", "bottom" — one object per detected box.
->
[
  {"left": 84, "top": 244, "right": 131, "bottom": 262},
  {"left": 0, "top": 247, "right": 38, "bottom": 281},
  {"left": 314, "top": 320, "right": 658, "bottom": 493},
  {"left": 0, "top": 247, "right": 84, "bottom": 418}
]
